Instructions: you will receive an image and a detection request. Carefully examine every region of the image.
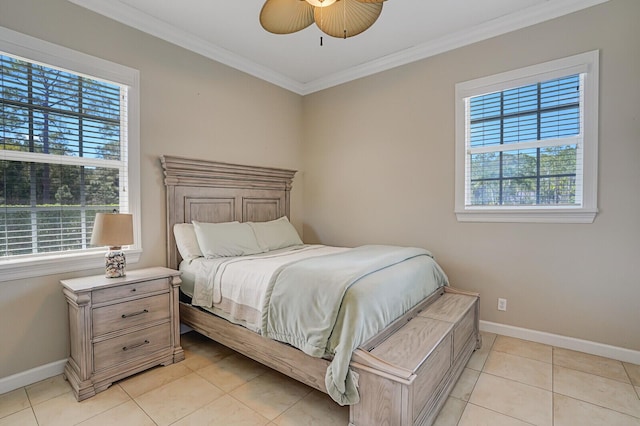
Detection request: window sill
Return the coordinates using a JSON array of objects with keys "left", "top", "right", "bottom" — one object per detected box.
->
[
  {"left": 455, "top": 208, "right": 598, "bottom": 224},
  {"left": 0, "top": 249, "right": 142, "bottom": 282}
]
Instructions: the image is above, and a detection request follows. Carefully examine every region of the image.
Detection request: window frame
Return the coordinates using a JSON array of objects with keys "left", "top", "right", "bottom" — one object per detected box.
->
[
  {"left": 454, "top": 50, "right": 599, "bottom": 223},
  {"left": 0, "top": 26, "right": 141, "bottom": 281}
]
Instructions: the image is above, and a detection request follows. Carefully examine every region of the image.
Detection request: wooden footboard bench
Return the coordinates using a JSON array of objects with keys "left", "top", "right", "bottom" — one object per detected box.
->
[
  {"left": 350, "top": 287, "right": 480, "bottom": 426},
  {"left": 180, "top": 286, "right": 480, "bottom": 426}
]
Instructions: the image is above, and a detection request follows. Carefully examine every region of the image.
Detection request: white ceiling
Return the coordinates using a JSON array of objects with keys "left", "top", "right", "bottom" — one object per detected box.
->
[{"left": 68, "top": 0, "right": 607, "bottom": 95}]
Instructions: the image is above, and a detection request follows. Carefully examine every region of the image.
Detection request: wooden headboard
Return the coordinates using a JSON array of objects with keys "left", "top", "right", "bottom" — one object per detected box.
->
[{"left": 160, "top": 155, "right": 297, "bottom": 269}]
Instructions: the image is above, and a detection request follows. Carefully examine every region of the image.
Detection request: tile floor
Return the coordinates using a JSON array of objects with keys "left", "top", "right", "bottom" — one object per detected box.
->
[{"left": 1, "top": 331, "right": 639, "bottom": 425}]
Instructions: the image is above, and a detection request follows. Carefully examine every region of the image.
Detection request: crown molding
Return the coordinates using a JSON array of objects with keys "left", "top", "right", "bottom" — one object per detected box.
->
[
  {"left": 301, "top": 0, "right": 609, "bottom": 94},
  {"left": 66, "top": 0, "right": 306, "bottom": 94},
  {"left": 68, "top": 0, "right": 608, "bottom": 96}
]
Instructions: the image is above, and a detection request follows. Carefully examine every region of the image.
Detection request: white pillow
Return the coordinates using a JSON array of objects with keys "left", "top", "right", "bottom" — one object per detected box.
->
[
  {"left": 248, "top": 216, "right": 303, "bottom": 251},
  {"left": 192, "top": 220, "right": 264, "bottom": 258},
  {"left": 173, "top": 223, "right": 203, "bottom": 262}
]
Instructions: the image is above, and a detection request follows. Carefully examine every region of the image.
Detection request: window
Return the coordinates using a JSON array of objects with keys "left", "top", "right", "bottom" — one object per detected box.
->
[
  {"left": 455, "top": 51, "right": 598, "bottom": 223},
  {"left": 0, "top": 27, "right": 140, "bottom": 281}
]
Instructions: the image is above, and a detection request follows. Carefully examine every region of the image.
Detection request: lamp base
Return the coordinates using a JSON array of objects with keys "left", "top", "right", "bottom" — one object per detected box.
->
[{"left": 105, "top": 247, "right": 126, "bottom": 278}]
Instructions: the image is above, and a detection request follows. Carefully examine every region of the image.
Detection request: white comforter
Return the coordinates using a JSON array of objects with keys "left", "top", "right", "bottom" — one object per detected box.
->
[{"left": 190, "top": 245, "right": 347, "bottom": 329}]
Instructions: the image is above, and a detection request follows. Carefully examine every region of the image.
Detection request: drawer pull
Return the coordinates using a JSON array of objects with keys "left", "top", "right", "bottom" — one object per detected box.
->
[
  {"left": 122, "top": 340, "right": 149, "bottom": 351},
  {"left": 121, "top": 309, "right": 149, "bottom": 319}
]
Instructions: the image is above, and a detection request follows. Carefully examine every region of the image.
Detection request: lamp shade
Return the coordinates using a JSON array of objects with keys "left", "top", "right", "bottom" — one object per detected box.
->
[{"left": 91, "top": 213, "right": 134, "bottom": 248}]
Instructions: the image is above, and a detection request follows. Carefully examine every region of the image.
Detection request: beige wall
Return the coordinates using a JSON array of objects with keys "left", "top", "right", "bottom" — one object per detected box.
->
[
  {"left": 1, "top": 0, "right": 638, "bottom": 380},
  {"left": 0, "top": 0, "right": 304, "bottom": 377},
  {"left": 302, "top": 0, "right": 640, "bottom": 351}
]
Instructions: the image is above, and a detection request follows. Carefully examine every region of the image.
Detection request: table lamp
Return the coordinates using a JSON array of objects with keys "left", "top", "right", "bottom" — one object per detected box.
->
[{"left": 91, "top": 212, "right": 134, "bottom": 278}]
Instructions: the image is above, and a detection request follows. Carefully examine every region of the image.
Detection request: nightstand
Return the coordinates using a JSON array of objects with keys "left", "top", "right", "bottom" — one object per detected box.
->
[{"left": 61, "top": 267, "right": 185, "bottom": 401}]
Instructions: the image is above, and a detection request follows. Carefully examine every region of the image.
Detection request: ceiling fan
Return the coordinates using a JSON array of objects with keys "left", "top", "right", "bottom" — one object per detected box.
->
[{"left": 260, "top": 0, "right": 386, "bottom": 40}]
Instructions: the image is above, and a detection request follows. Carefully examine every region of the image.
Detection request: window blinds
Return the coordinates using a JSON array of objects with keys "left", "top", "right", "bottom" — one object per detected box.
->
[
  {"left": 465, "top": 74, "right": 584, "bottom": 207},
  {"left": 0, "top": 53, "right": 128, "bottom": 258}
]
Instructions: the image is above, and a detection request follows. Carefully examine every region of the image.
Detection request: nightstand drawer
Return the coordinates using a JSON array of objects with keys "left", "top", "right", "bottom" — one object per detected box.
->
[
  {"left": 92, "top": 293, "right": 171, "bottom": 336},
  {"left": 62, "top": 267, "right": 183, "bottom": 401},
  {"left": 93, "top": 324, "right": 171, "bottom": 372},
  {"left": 92, "top": 278, "right": 169, "bottom": 304}
]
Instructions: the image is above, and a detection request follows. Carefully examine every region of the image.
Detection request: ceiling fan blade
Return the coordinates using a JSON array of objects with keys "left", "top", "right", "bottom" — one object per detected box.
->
[
  {"left": 260, "top": 0, "right": 315, "bottom": 35},
  {"left": 314, "top": 0, "right": 383, "bottom": 38},
  {"left": 355, "top": 0, "right": 386, "bottom": 3}
]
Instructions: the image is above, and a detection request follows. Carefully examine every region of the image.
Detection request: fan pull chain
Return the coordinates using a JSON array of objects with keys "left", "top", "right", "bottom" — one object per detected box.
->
[
  {"left": 320, "top": 4, "right": 324, "bottom": 46},
  {"left": 343, "top": 0, "right": 347, "bottom": 39}
]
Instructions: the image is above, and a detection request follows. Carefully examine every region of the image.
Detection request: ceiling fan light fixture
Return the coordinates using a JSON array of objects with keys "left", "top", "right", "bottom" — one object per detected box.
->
[
  {"left": 315, "top": 0, "right": 382, "bottom": 38},
  {"left": 260, "top": 0, "right": 386, "bottom": 39},
  {"left": 305, "top": 0, "right": 337, "bottom": 7}
]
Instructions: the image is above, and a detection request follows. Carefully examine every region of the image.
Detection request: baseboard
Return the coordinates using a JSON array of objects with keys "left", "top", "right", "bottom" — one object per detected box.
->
[
  {"left": 0, "top": 359, "right": 67, "bottom": 395},
  {"left": 480, "top": 320, "right": 640, "bottom": 365},
  {"left": 2, "top": 323, "right": 193, "bottom": 395},
  {"left": 3, "top": 323, "right": 637, "bottom": 395}
]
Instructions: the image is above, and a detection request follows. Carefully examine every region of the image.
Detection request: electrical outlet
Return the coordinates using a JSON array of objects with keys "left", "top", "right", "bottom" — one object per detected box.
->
[{"left": 497, "top": 298, "right": 507, "bottom": 311}]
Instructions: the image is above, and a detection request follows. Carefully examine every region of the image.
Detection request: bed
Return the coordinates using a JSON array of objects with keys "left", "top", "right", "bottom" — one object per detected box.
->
[{"left": 161, "top": 155, "right": 480, "bottom": 426}]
